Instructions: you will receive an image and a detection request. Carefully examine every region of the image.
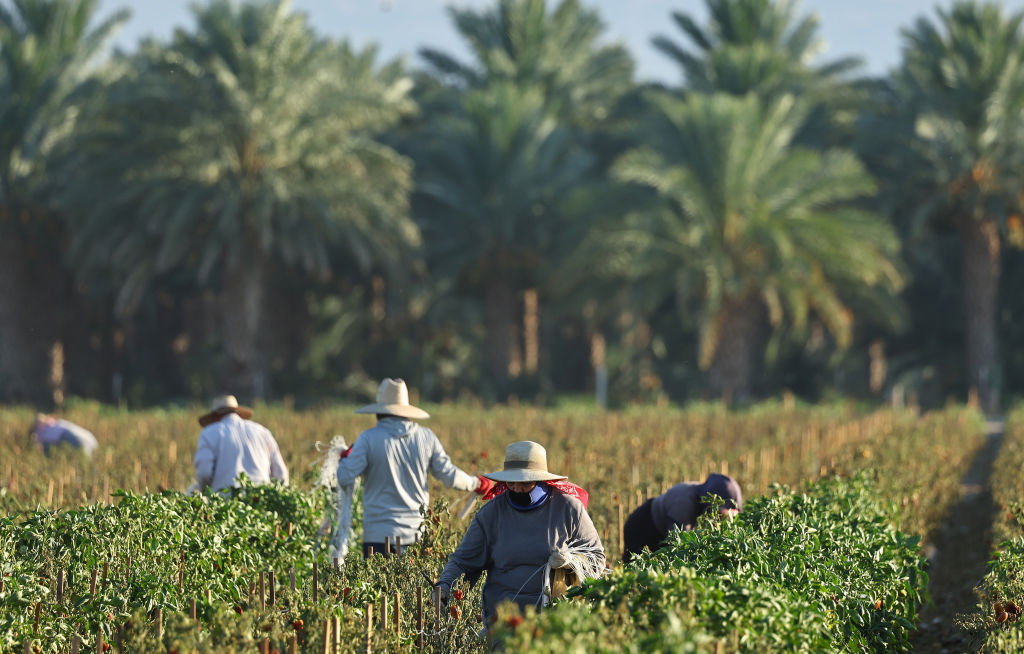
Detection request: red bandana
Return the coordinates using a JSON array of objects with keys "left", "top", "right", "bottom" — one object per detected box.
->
[{"left": 482, "top": 480, "right": 590, "bottom": 509}]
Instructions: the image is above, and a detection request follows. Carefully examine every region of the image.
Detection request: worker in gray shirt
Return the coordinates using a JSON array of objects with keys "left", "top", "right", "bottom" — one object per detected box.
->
[
  {"left": 437, "top": 441, "right": 605, "bottom": 623},
  {"left": 337, "top": 378, "right": 492, "bottom": 557},
  {"left": 622, "top": 473, "right": 743, "bottom": 563}
]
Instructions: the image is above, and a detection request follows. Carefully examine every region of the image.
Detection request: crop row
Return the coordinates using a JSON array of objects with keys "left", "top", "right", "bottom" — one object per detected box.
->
[
  {"left": 955, "top": 408, "right": 1024, "bottom": 652},
  {"left": 0, "top": 402, "right": 990, "bottom": 651}
]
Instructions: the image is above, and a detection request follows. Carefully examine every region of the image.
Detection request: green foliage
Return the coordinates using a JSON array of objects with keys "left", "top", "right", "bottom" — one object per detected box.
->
[
  {"left": 57, "top": 0, "right": 418, "bottom": 315},
  {"left": 498, "top": 474, "right": 928, "bottom": 652},
  {"left": 569, "top": 90, "right": 904, "bottom": 398}
]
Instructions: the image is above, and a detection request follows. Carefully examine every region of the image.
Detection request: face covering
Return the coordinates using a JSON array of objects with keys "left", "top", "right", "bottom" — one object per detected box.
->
[
  {"left": 509, "top": 490, "right": 532, "bottom": 506},
  {"left": 508, "top": 484, "right": 550, "bottom": 510}
]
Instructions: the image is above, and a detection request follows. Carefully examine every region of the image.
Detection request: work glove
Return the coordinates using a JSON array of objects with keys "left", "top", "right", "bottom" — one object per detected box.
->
[
  {"left": 548, "top": 545, "right": 578, "bottom": 569},
  {"left": 474, "top": 475, "right": 495, "bottom": 496},
  {"left": 436, "top": 584, "right": 450, "bottom": 606},
  {"left": 339, "top": 445, "right": 353, "bottom": 460}
]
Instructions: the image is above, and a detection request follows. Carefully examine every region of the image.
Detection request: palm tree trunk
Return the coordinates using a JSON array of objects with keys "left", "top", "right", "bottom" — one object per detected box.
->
[
  {"left": 706, "top": 295, "right": 767, "bottom": 404},
  {"left": 484, "top": 279, "right": 522, "bottom": 384},
  {"left": 961, "top": 217, "right": 1001, "bottom": 413},
  {"left": 0, "top": 232, "right": 58, "bottom": 404},
  {"left": 221, "top": 258, "right": 268, "bottom": 399}
]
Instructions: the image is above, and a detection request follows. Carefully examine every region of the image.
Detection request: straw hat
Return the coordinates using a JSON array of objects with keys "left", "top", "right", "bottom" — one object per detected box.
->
[
  {"left": 354, "top": 378, "right": 430, "bottom": 420},
  {"left": 198, "top": 395, "right": 253, "bottom": 427},
  {"left": 483, "top": 441, "right": 567, "bottom": 483}
]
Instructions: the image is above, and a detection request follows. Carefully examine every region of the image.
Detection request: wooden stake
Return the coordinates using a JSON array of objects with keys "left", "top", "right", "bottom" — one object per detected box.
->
[
  {"left": 288, "top": 634, "right": 298, "bottom": 654},
  {"left": 95, "top": 631, "right": 104, "bottom": 653},
  {"left": 416, "top": 586, "right": 424, "bottom": 649},
  {"left": 312, "top": 563, "right": 319, "bottom": 602},
  {"left": 394, "top": 589, "right": 401, "bottom": 631},
  {"left": 321, "top": 616, "right": 331, "bottom": 654},
  {"left": 617, "top": 502, "right": 624, "bottom": 556},
  {"left": 90, "top": 568, "right": 98, "bottom": 595},
  {"left": 102, "top": 560, "right": 109, "bottom": 589},
  {"left": 56, "top": 569, "right": 64, "bottom": 604},
  {"left": 396, "top": 536, "right": 402, "bottom": 555},
  {"left": 33, "top": 602, "right": 41, "bottom": 633},
  {"left": 365, "top": 604, "right": 373, "bottom": 654},
  {"left": 269, "top": 570, "right": 276, "bottom": 607},
  {"left": 290, "top": 567, "right": 296, "bottom": 592},
  {"left": 333, "top": 616, "right": 341, "bottom": 654},
  {"left": 433, "top": 586, "right": 441, "bottom": 631},
  {"left": 70, "top": 637, "right": 80, "bottom": 654},
  {"left": 380, "top": 592, "right": 388, "bottom": 631},
  {"left": 385, "top": 536, "right": 391, "bottom": 555},
  {"left": 153, "top": 608, "right": 162, "bottom": 638},
  {"left": 259, "top": 572, "right": 266, "bottom": 611},
  {"left": 189, "top": 598, "right": 197, "bottom": 620}
]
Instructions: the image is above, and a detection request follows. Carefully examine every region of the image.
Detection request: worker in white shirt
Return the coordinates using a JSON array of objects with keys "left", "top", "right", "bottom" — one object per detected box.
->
[{"left": 193, "top": 395, "right": 289, "bottom": 492}]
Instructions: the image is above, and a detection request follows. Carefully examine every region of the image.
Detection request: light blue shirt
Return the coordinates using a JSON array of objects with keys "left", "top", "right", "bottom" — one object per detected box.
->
[{"left": 337, "top": 417, "right": 478, "bottom": 544}]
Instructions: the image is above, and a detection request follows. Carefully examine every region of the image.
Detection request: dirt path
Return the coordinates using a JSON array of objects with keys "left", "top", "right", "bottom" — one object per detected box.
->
[{"left": 911, "top": 418, "right": 1004, "bottom": 653}]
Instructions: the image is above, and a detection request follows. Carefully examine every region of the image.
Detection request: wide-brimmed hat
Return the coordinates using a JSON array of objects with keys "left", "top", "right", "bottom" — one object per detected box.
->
[
  {"left": 198, "top": 395, "right": 253, "bottom": 427},
  {"left": 483, "top": 441, "right": 567, "bottom": 483},
  {"left": 354, "top": 378, "right": 429, "bottom": 420}
]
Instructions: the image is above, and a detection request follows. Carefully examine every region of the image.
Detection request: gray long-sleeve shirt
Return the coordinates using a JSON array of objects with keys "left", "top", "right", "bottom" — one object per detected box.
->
[
  {"left": 336, "top": 417, "right": 478, "bottom": 544},
  {"left": 438, "top": 490, "right": 605, "bottom": 620}
]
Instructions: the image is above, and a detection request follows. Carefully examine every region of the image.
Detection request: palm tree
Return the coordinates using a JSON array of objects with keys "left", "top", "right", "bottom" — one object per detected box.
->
[
  {"left": 652, "top": 0, "right": 865, "bottom": 145},
  {"left": 411, "top": 82, "right": 595, "bottom": 385},
  {"left": 58, "top": 0, "right": 417, "bottom": 397},
  {"left": 413, "top": 0, "right": 633, "bottom": 390},
  {"left": 883, "top": 1, "right": 1024, "bottom": 412},
  {"left": 572, "top": 92, "right": 904, "bottom": 401},
  {"left": 419, "top": 0, "right": 633, "bottom": 130},
  {"left": 0, "top": 0, "right": 127, "bottom": 403}
]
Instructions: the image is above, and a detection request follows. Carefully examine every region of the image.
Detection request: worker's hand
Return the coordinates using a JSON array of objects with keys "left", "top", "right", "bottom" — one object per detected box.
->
[
  {"left": 474, "top": 475, "right": 495, "bottom": 496},
  {"left": 339, "top": 445, "right": 353, "bottom": 460},
  {"left": 436, "top": 584, "right": 450, "bottom": 607},
  {"left": 548, "top": 546, "right": 575, "bottom": 569}
]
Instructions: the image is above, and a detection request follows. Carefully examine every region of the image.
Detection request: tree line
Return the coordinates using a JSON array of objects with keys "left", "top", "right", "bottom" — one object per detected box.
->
[{"left": 2, "top": 0, "right": 1023, "bottom": 411}]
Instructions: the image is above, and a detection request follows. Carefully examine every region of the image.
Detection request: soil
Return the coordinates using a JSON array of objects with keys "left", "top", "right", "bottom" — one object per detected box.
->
[{"left": 911, "top": 419, "right": 1004, "bottom": 654}]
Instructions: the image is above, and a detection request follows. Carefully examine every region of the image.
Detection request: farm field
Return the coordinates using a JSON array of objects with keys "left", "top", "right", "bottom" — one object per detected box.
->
[{"left": 0, "top": 400, "right": 1016, "bottom": 652}]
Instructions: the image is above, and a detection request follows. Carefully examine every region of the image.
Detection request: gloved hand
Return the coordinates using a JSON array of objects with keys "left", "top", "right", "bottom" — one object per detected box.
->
[
  {"left": 548, "top": 546, "right": 576, "bottom": 569},
  {"left": 339, "top": 445, "right": 353, "bottom": 460},
  {"left": 475, "top": 475, "right": 495, "bottom": 496}
]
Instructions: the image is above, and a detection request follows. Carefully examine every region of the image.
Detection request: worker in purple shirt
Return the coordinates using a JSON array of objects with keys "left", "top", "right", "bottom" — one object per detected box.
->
[
  {"left": 622, "top": 473, "right": 743, "bottom": 563},
  {"left": 31, "top": 414, "right": 99, "bottom": 456}
]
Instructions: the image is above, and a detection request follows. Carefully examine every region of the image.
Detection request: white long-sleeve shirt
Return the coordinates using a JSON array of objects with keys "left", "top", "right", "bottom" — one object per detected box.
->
[
  {"left": 193, "top": 413, "right": 289, "bottom": 492},
  {"left": 336, "top": 417, "right": 479, "bottom": 544}
]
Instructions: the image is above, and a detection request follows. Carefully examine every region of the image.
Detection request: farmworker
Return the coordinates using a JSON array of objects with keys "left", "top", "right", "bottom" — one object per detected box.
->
[
  {"left": 622, "top": 473, "right": 742, "bottom": 563},
  {"left": 193, "top": 394, "right": 289, "bottom": 492},
  {"left": 337, "top": 377, "right": 492, "bottom": 557},
  {"left": 436, "top": 440, "right": 605, "bottom": 623},
  {"left": 30, "top": 414, "right": 98, "bottom": 456}
]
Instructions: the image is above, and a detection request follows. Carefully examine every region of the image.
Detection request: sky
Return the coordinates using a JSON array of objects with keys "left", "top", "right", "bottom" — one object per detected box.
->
[{"left": 94, "top": 0, "right": 1024, "bottom": 83}]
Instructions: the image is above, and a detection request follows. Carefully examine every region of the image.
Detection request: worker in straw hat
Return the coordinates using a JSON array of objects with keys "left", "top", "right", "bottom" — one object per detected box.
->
[
  {"left": 193, "top": 394, "right": 289, "bottom": 492},
  {"left": 436, "top": 440, "right": 605, "bottom": 624},
  {"left": 336, "top": 378, "right": 493, "bottom": 557}
]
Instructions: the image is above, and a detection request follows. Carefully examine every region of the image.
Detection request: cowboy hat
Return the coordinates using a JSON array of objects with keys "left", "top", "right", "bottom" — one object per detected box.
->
[
  {"left": 198, "top": 395, "right": 253, "bottom": 427},
  {"left": 483, "top": 441, "right": 567, "bottom": 483},
  {"left": 354, "top": 378, "right": 430, "bottom": 420}
]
